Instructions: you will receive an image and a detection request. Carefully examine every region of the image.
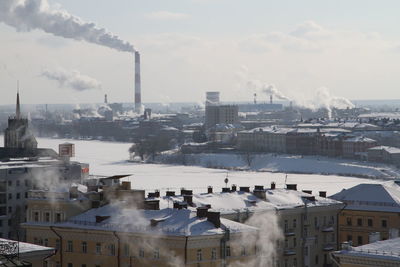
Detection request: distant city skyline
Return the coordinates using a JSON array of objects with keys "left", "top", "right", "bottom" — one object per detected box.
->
[{"left": 1, "top": 0, "right": 400, "bottom": 105}]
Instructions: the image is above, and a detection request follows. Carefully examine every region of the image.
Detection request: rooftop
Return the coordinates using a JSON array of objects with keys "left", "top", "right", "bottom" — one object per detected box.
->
[
  {"left": 330, "top": 181, "right": 400, "bottom": 212},
  {"left": 42, "top": 205, "right": 257, "bottom": 236}
]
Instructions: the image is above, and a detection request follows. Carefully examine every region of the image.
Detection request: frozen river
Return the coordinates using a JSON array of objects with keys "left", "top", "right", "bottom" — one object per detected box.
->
[{"left": 1, "top": 136, "right": 384, "bottom": 196}]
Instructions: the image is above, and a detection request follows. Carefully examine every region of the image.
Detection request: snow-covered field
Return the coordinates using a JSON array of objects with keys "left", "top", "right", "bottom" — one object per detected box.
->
[
  {"left": 3, "top": 136, "right": 386, "bottom": 197},
  {"left": 156, "top": 153, "right": 400, "bottom": 179}
]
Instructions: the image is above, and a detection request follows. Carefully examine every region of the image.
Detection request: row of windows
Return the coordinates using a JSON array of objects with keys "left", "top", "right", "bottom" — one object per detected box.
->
[
  {"left": 284, "top": 215, "right": 335, "bottom": 231},
  {"left": 32, "top": 211, "right": 63, "bottom": 223},
  {"left": 346, "top": 217, "right": 387, "bottom": 228}
]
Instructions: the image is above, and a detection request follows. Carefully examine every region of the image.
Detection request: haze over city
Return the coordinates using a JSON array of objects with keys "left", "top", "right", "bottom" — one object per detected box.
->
[
  {"left": 1, "top": 0, "right": 400, "bottom": 105},
  {"left": 2, "top": 1, "right": 400, "bottom": 267}
]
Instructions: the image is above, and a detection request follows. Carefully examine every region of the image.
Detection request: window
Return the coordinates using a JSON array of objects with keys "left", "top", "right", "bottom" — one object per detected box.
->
[
  {"left": 8, "top": 194, "right": 12, "bottom": 200},
  {"left": 55, "top": 239, "right": 60, "bottom": 250},
  {"left": 382, "top": 219, "right": 387, "bottom": 228},
  {"left": 284, "top": 220, "right": 288, "bottom": 231},
  {"left": 357, "top": 218, "right": 362, "bottom": 226},
  {"left": 314, "top": 235, "right": 318, "bottom": 245},
  {"left": 67, "top": 264, "right": 73, "bottom": 267},
  {"left": 305, "top": 246, "right": 308, "bottom": 256},
  {"left": 314, "top": 217, "right": 318, "bottom": 228},
  {"left": 16, "top": 193, "right": 20, "bottom": 199},
  {"left": 197, "top": 249, "right": 202, "bottom": 261},
  {"left": 150, "top": 248, "right": 159, "bottom": 259},
  {"left": 139, "top": 248, "right": 144, "bottom": 258},
  {"left": 241, "top": 246, "right": 246, "bottom": 256},
  {"left": 346, "top": 217, "right": 352, "bottom": 226},
  {"left": 284, "top": 239, "right": 288, "bottom": 248},
  {"left": 293, "top": 238, "right": 297, "bottom": 248},
  {"left": 81, "top": 265, "right": 86, "bottom": 267},
  {"left": 96, "top": 243, "right": 101, "bottom": 254},
  {"left": 124, "top": 244, "right": 130, "bottom": 257},
  {"left": 211, "top": 248, "right": 217, "bottom": 260},
  {"left": 293, "top": 258, "right": 297, "bottom": 267},
  {"left": 109, "top": 244, "right": 115, "bottom": 256},
  {"left": 226, "top": 246, "right": 231, "bottom": 257},
  {"left": 293, "top": 219, "right": 297, "bottom": 228},
  {"left": 357, "top": 236, "right": 363, "bottom": 246},
  {"left": 16, "top": 180, "right": 20, "bottom": 187},
  {"left": 368, "top": 219, "right": 373, "bottom": 227},
  {"left": 25, "top": 192, "right": 28, "bottom": 198},
  {"left": 284, "top": 259, "right": 288, "bottom": 267},
  {"left": 67, "top": 241, "right": 73, "bottom": 252},
  {"left": 56, "top": 213, "right": 61, "bottom": 222},
  {"left": 347, "top": 235, "right": 352, "bottom": 242},
  {"left": 81, "top": 241, "right": 87, "bottom": 253},
  {"left": 34, "top": 212, "right": 39, "bottom": 222},
  {"left": 315, "top": 255, "right": 319, "bottom": 265},
  {"left": 44, "top": 239, "right": 48, "bottom": 247},
  {"left": 45, "top": 212, "right": 50, "bottom": 222},
  {"left": 0, "top": 207, "right": 6, "bottom": 216},
  {"left": 8, "top": 207, "right": 12, "bottom": 213},
  {"left": 8, "top": 181, "right": 12, "bottom": 187},
  {"left": 24, "top": 179, "right": 29, "bottom": 187}
]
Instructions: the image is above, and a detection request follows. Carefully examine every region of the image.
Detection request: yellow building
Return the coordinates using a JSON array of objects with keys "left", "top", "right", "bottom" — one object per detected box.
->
[
  {"left": 331, "top": 238, "right": 400, "bottom": 266},
  {"left": 331, "top": 181, "right": 400, "bottom": 246},
  {"left": 23, "top": 180, "right": 259, "bottom": 267}
]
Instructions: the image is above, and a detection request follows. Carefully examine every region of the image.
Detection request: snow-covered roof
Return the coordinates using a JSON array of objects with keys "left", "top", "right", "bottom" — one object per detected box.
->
[
  {"left": 52, "top": 205, "right": 257, "bottom": 236},
  {"left": 335, "top": 238, "right": 400, "bottom": 262},
  {"left": 343, "top": 136, "right": 376, "bottom": 143},
  {"left": 330, "top": 181, "right": 400, "bottom": 212},
  {"left": 0, "top": 238, "right": 54, "bottom": 256},
  {"left": 157, "top": 190, "right": 341, "bottom": 213},
  {"left": 368, "top": 146, "right": 400, "bottom": 154},
  {"left": 158, "top": 191, "right": 276, "bottom": 214},
  {"left": 264, "top": 189, "right": 342, "bottom": 210}
]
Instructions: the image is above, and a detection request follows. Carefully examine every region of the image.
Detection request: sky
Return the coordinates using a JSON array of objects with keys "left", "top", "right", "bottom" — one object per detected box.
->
[{"left": 1, "top": 0, "right": 400, "bottom": 105}]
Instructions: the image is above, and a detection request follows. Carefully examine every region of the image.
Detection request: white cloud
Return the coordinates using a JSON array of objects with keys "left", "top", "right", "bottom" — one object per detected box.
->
[{"left": 145, "top": 11, "right": 190, "bottom": 21}]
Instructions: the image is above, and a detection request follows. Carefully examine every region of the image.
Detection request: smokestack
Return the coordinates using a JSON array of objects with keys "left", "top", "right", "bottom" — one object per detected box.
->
[
  {"left": 135, "top": 51, "right": 142, "bottom": 113},
  {"left": 270, "top": 94, "right": 273, "bottom": 104},
  {"left": 254, "top": 93, "right": 257, "bottom": 104},
  {"left": 104, "top": 94, "right": 108, "bottom": 104}
]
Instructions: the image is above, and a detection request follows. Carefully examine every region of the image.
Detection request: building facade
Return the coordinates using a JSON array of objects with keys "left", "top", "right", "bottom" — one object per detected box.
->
[{"left": 331, "top": 181, "right": 400, "bottom": 247}]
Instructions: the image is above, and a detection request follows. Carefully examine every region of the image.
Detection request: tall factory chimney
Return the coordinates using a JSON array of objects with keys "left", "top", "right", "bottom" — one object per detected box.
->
[
  {"left": 104, "top": 94, "right": 108, "bottom": 104},
  {"left": 134, "top": 51, "right": 142, "bottom": 113},
  {"left": 270, "top": 94, "right": 273, "bottom": 104}
]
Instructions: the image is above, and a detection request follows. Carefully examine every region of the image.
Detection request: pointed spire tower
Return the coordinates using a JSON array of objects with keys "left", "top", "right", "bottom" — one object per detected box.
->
[{"left": 16, "top": 82, "right": 21, "bottom": 119}]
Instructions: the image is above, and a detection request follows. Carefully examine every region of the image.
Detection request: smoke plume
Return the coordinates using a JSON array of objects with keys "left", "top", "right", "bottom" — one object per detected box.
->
[
  {"left": 263, "top": 84, "right": 290, "bottom": 101},
  {"left": 0, "top": 0, "right": 135, "bottom": 52},
  {"left": 41, "top": 69, "right": 102, "bottom": 91}
]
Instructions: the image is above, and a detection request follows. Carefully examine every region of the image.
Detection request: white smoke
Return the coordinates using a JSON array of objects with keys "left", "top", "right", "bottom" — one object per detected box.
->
[
  {"left": 294, "top": 87, "right": 355, "bottom": 118},
  {"left": 0, "top": 0, "right": 135, "bottom": 53},
  {"left": 263, "top": 84, "right": 290, "bottom": 101},
  {"left": 41, "top": 68, "right": 102, "bottom": 91}
]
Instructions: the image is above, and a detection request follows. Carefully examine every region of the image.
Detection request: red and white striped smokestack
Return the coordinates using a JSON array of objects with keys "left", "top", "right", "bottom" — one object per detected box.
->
[{"left": 134, "top": 51, "right": 141, "bottom": 113}]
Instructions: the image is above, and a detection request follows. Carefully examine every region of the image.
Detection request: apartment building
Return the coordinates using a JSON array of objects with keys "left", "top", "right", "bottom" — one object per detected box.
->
[
  {"left": 331, "top": 238, "right": 400, "bottom": 266},
  {"left": 23, "top": 180, "right": 259, "bottom": 267},
  {"left": 331, "top": 181, "right": 400, "bottom": 246},
  {"left": 156, "top": 183, "right": 344, "bottom": 267}
]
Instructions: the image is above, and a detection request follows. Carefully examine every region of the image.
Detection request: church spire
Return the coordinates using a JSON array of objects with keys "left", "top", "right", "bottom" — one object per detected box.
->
[{"left": 16, "top": 81, "right": 21, "bottom": 119}]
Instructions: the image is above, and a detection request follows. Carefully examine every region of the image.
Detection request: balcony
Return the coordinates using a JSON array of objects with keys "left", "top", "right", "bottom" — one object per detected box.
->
[
  {"left": 322, "top": 224, "right": 334, "bottom": 232},
  {"left": 283, "top": 248, "right": 296, "bottom": 256},
  {"left": 284, "top": 228, "right": 295, "bottom": 236},
  {"left": 323, "top": 243, "right": 336, "bottom": 251}
]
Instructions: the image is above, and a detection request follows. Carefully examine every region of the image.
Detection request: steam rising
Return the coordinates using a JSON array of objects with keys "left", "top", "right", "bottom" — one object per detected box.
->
[
  {"left": 0, "top": 0, "right": 135, "bottom": 52},
  {"left": 41, "top": 69, "right": 102, "bottom": 91},
  {"left": 240, "top": 66, "right": 354, "bottom": 118}
]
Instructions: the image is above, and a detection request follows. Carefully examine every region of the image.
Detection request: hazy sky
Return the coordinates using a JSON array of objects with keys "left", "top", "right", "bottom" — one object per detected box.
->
[{"left": 1, "top": 0, "right": 400, "bottom": 105}]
